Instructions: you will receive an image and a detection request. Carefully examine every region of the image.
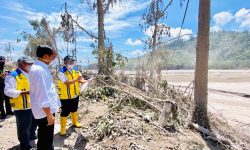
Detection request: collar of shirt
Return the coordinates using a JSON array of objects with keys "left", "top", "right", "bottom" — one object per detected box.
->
[
  {"left": 64, "top": 65, "right": 72, "bottom": 73},
  {"left": 35, "top": 59, "right": 49, "bottom": 72},
  {"left": 19, "top": 68, "right": 29, "bottom": 78}
]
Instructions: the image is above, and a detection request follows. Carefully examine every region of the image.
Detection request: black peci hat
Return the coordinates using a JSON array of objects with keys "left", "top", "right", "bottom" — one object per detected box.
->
[
  {"left": 0, "top": 56, "right": 5, "bottom": 62},
  {"left": 64, "top": 55, "right": 76, "bottom": 62}
]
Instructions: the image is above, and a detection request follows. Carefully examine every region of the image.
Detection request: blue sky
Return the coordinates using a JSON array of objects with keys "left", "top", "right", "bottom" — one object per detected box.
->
[{"left": 0, "top": 0, "right": 249, "bottom": 65}]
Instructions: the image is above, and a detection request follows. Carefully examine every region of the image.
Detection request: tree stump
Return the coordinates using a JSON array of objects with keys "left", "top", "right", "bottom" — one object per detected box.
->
[{"left": 158, "top": 102, "right": 173, "bottom": 127}]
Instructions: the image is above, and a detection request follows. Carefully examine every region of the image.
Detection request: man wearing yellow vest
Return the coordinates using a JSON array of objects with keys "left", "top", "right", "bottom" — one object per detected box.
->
[
  {"left": 57, "top": 56, "right": 88, "bottom": 136},
  {"left": 4, "top": 56, "right": 37, "bottom": 150}
]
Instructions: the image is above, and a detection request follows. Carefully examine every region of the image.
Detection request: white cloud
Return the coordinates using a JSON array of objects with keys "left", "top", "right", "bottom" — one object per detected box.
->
[
  {"left": 67, "top": 0, "right": 148, "bottom": 34},
  {"left": 213, "top": 11, "right": 234, "bottom": 26},
  {"left": 2, "top": 2, "right": 61, "bottom": 29},
  {"left": 126, "top": 38, "right": 142, "bottom": 46},
  {"left": 144, "top": 25, "right": 193, "bottom": 41},
  {"left": 129, "top": 50, "right": 146, "bottom": 56},
  {"left": 211, "top": 25, "right": 222, "bottom": 32},
  {"left": 211, "top": 9, "right": 250, "bottom": 31},
  {"left": 77, "top": 38, "right": 96, "bottom": 43},
  {"left": 169, "top": 27, "right": 193, "bottom": 41},
  {"left": 235, "top": 8, "right": 250, "bottom": 29},
  {"left": 2, "top": 0, "right": 148, "bottom": 39}
]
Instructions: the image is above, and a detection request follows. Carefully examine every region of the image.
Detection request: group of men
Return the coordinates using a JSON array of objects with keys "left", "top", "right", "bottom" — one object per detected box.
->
[{"left": 0, "top": 45, "right": 89, "bottom": 150}]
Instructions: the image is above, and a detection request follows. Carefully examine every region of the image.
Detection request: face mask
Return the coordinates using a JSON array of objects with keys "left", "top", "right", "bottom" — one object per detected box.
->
[
  {"left": 49, "top": 58, "right": 58, "bottom": 66},
  {"left": 25, "top": 65, "right": 32, "bottom": 72},
  {"left": 68, "top": 64, "right": 75, "bottom": 69}
]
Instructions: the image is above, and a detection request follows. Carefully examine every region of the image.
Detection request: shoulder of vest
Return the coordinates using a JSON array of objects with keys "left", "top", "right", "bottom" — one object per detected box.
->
[
  {"left": 9, "top": 69, "right": 22, "bottom": 77},
  {"left": 73, "top": 67, "right": 79, "bottom": 71},
  {"left": 59, "top": 66, "right": 68, "bottom": 73}
]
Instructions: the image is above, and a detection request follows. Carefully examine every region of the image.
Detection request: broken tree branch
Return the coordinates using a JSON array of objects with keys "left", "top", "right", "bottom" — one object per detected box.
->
[
  {"left": 71, "top": 18, "right": 98, "bottom": 40},
  {"left": 189, "top": 123, "right": 241, "bottom": 150}
]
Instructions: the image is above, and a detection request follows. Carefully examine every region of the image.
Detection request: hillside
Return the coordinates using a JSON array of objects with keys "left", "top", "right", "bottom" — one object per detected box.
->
[{"left": 126, "top": 31, "right": 250, "bottom": 70}]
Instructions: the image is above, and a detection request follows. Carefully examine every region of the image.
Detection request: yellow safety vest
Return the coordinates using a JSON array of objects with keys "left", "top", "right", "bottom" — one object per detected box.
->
[
  {"left": 57, "top": 66, "right": 80, "bottom": 100},
  {"left": 9, "top": 69, "right": 31, "bottom": 110}
]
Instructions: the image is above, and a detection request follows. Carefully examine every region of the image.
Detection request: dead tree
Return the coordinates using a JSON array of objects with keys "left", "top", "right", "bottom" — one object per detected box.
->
[
  {"left": 105, "top": 43, "right": 114, "bottom": 75},
  {"left": 65, "top": 0, "right": 121, "bottom": 75},
  {"left": 4, "top": 42, "right": 13, "bottom": 61},
  {"left": 140, "top": 0, "right": 173, "bottom": 80},
  {"left": 192, "top": 0, "right": 211, "bottom": 128},
  {"left": 61, "top": 3, "right": 78, "bottom": 61}
]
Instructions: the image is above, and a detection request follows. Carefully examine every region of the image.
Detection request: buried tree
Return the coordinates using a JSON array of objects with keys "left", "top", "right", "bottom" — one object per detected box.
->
[{"left": 192, "top": 0, "right": 211, "bottom": 128}]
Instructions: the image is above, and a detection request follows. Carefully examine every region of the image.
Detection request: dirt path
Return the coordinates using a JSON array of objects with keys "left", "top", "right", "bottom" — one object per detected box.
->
[
  {"left": 0, "top": 116, "right": 19, "bottom": 150},
  {"left": 53, "top": 102, "right": 109, "bottom": 149},
  {"left": 0, "top": 102, "right": 109, "bottom": 150}
]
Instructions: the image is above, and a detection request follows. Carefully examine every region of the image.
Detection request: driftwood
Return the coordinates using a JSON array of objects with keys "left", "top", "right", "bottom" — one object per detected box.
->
[{"left": 189, "top": 123, "right": 241, "bottom": 150}]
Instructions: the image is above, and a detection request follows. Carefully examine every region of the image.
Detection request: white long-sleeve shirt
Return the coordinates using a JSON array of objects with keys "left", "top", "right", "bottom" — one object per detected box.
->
[
  {"left": 4, "top": 69, "right": 30, "bottom": 110},
  {"left": 29, "top": 60, "right": 61, "bottom": 119}
]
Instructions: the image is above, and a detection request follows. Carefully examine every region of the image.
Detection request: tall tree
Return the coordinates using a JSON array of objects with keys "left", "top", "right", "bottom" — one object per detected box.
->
[
  {"left": 97, "top": 0, "right": 105, "bottom": 74},
  {"left": 74, "top": 0, "right": 121, "bottom": 75},
  {"left": 192, "top": 0, "right": 211, "bottom": 128}
]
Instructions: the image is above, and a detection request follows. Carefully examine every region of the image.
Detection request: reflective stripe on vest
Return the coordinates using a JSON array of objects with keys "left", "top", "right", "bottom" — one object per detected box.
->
[
  {"left": 57, "top": 66, "right": 80, "bottom": 100},
  {"left": 9, "top": 68, "right": 31, "bottom": 110}
]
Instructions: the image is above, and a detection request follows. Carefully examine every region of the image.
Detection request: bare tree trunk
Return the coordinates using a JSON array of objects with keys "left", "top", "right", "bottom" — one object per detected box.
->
[
  {"left": 149, "top": 1, "right": 159, "bottom": 78},
  {"left": 106, "top": 43, "right": 113, "bottom": 75},
  {"left": 192, "top": 0, "right": 211, "bottom": 128},
  {"left": 150, "top": 23, "right": 158, "bottom": 78},
  {"left": 97, "top": 0, "right": 105, "bottom": 75},
  {"left": 8, "top": 42, "right": 12, "bottom": 61}
]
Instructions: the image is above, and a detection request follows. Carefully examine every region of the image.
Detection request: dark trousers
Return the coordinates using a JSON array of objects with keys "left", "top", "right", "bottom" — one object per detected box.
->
[
  {"left": 14, "top": 109, "right": 37, "bottom": 150},
  {"left": 0, "top": 88, "right": 12, "bottom": 117},
  {"left": 35, "top": 114, "right": 55, "bottom": 150},
  {"left": 60, "top": 96, "right": 79, "bottom": 117}
]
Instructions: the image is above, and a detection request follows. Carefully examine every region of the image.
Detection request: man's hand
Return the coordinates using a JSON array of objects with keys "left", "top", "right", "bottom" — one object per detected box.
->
[
  {"left": 77, "top": 76, "right": 83, "bottom": 81},
  {"left": 47, "top": 114, "right": 55, "bottom": 126},
  {"left": 42, "top": 107, "right": 54, "bottom": 126},
  {"left": 0, "top": 72, "right": 8, "bottom": 77},
  {"left": 20, "top": 91, "right": 29, "bottom": 95},
  {"left": 64, "top": 76, "right": 83, "bottom": 85},
  {"left": 79, "top": 77, "right": 95, "bottom": 84}
]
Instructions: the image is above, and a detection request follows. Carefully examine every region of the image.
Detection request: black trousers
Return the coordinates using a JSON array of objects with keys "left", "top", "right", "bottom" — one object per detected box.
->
[
  {"left": 60, "top": 96, "right": 79, "bottom": 117},
  {"left": 0, "top": 86, "right": 12, "bottom": 117},
  {"left": 35, "top": 114, "right": 55, "bottom": 150},
  {"left": 14, "top": 109, "right": 37, "bottom": 150}
]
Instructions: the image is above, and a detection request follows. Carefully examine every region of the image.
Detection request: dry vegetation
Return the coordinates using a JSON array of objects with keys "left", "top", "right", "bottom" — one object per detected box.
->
[{"left": 56, "top": 71, "right": 250, "bottom": 150}]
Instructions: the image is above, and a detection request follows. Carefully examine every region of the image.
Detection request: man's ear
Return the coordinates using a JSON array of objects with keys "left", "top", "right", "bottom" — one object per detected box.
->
[{"left": 42, "top": 54, "right": 49, "bottom": 60}]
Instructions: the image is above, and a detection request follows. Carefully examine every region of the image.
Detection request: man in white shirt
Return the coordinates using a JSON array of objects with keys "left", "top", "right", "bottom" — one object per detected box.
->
[
  {"left": 29, "top": 45, "right": 61, "bottom": 150},
  {"left": 4, "top": 56, "right": 37, "bottom": 150}
]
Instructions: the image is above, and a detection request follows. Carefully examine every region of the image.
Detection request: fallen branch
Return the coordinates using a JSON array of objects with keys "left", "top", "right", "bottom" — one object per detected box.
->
[
  {"left": 105, "top": 85, "right": 162, "bottom": 113},
  {"left": 189, "top": 123, "right": 241, "bottom": 150},
  {"left": 184, "top": 80, "right": 194, "bottom": 94}
]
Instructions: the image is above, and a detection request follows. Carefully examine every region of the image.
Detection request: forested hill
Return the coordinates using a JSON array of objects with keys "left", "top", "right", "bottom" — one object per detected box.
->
[{"left": 127, "top": 31, "right": 250, "bottom": 70}]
